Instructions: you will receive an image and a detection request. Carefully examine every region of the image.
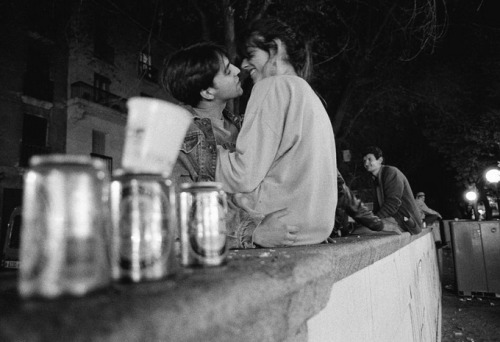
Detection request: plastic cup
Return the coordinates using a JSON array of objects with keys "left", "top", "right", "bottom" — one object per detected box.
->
[{"left": 122, "top": 97, "right": 192, "bottom": 175}]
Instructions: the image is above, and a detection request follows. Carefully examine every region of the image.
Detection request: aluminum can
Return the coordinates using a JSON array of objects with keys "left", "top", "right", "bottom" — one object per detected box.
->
[
  {"left": 18, "top": 154, "right": 111, "bottom": 298},
  {"left": 179, "top": 182, "right": 228, "bottom": 267},
  {"left": 110, "top": 172, "right": 177, "bottom": 282}
]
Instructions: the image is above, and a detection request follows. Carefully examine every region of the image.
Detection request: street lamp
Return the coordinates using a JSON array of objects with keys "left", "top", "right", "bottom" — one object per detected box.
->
[
  {"left": 485, "top": 168, "right": 500, "bottom": 184},
  {"left": 484, "top": 167, "right": 500, "bottom": 218},
  {"left": 464, "top": 189, "right": 478, "bottom": 202},
  {"left": 464, "top": 188, "right": 479, "bottom": 220}
]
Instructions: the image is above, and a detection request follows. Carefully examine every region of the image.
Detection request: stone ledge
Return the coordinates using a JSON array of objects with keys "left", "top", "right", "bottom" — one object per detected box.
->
[{"left": 0, "top": 229, "right": 432, "bottom": 342}]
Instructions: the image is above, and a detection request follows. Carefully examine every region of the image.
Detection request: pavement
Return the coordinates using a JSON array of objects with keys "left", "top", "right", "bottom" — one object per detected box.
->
[{"left": 440, "top": 246, "right": 500, "bottom": 342}]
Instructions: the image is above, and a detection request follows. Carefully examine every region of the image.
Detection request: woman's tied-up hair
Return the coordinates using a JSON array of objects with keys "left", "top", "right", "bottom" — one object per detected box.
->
[{"left": 241, "top": 17, "right": 313, "bottom": 82}]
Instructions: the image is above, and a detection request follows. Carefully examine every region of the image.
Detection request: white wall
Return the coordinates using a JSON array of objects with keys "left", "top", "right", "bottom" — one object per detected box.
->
[{"left": 308, "top": 233, "right": 441, "bottom": 342}]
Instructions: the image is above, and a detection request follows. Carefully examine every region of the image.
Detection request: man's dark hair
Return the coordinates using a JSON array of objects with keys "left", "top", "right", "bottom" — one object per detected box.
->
[
  {"left": 363, "top": 146, "right": 384, "bottom": 160},
  {"left": 162, "top": 42, "right": 228, "bottom": 107}
]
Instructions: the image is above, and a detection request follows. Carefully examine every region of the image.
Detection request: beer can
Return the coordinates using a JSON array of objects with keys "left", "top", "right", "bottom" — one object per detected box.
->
[
  {"left": 179, "top": 182, "right": 228, "bottom": 267},
  {"left": 18, "top": 154, "right": 111, "bottom": 298},
  {"left": 110, "top": 172, "right": 177, "bottom": 282}
]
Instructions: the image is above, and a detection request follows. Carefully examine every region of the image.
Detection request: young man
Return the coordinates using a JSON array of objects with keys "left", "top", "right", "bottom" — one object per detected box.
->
[
  {"left": 162, "top": 42, "right": 298, "bottom": 248},
  {"left": 163, "top": 43, "right": 243, "bottom": 184},
  {"left": 362, "top": 146, "right": 422, "bottom": 235}
]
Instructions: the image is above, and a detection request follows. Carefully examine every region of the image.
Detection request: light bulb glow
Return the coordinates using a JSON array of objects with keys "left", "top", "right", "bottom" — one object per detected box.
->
[
  {"left": 485, "top": 169, "right": 500, "bottom": 184},
  {"left": 465, "top": 190, "right": 478, "bottom": 202}
]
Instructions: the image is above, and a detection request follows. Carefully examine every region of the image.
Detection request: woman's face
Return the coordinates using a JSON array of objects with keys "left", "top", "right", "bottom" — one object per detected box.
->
[{"left": 241, "top": 46, "right": 275, "bottom": 83}]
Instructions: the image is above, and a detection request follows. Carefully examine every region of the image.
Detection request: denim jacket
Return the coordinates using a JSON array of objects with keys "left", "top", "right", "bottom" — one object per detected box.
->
[
  {"left": 172, "top": 106, "right": 242, "bottom": 184},
  {"left": 171, "top": 106, "right": 255, "bottom": 248}
]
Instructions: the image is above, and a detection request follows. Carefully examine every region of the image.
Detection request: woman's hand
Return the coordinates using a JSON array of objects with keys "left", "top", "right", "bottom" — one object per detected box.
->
[{"left": 252, "top": 208, "right": 299, "bottom": 247}]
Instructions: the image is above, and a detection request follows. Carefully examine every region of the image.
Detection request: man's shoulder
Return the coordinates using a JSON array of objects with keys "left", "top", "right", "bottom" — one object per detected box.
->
[
  {"left": 380, "top": 165, "right": 408, "bottom": 183},
  {"left": 381, "top": 165, "right": 400, "bottom": 176}
]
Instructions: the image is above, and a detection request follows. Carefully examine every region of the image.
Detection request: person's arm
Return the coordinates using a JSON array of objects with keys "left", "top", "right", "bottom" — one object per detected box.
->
[
  {"left": 229, "top": 194, "right": 299, "bottom": 248},
  {"left": 171, "top": 129, "right": 202, "bottom": 182},
  {"left": 376, "top": 167, "right": 404, "bottom": 218},
  {"left": 216, "top": 78, "right": 286, "bottom": 193},
  {"left": 422, "top": 202, "right": 442, "bottom": 218}
]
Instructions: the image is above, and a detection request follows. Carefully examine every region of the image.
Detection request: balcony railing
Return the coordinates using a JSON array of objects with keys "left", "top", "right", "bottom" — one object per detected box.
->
[
  {"left": 90, "top": 153, "right": 113, "bottom": 174},
  {"left": 70, "top": 82, "right": 127, "bottom": 113}
]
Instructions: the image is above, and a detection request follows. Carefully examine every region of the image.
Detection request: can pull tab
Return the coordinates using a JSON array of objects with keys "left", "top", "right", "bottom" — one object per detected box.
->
[{"left": 492, "top": 227, "right": 497, "bottom": 233}]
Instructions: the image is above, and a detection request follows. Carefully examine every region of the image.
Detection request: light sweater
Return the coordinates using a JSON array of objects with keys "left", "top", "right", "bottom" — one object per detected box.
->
[{"left": 216, "top": 75, "right": 337, "bottom": 245}]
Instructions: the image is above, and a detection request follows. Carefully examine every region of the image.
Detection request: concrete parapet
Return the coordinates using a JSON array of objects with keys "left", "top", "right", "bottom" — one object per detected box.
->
[{"left": 0, "top": 229, "right": 440, "bottom": 342}]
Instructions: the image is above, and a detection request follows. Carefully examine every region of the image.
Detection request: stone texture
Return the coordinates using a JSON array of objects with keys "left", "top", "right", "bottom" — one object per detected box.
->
[{"left": 0, "top": 230, "right": 434, "bottom": 342}]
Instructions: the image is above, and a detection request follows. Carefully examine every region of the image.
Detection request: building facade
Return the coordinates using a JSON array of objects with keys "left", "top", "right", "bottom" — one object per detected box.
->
[{"left": 0, "top": 0, "right": 175, "bottom": 262}]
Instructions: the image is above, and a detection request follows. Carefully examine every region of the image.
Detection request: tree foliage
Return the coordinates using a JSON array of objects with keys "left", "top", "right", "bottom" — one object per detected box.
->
[{"left": 151, "top": 0, "right": 499, "bottom": 214}]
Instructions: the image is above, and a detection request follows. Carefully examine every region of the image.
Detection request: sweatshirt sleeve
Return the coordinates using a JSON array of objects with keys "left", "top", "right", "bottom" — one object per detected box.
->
[
  {"left": 422, "top": 203, "right": 440, "bottom": 216},
  {"left": 377, "top": 167, "right": 404, "bottom": 218},
  {"left": 216, "top": 78, "right": 286, "bottom": 193}
]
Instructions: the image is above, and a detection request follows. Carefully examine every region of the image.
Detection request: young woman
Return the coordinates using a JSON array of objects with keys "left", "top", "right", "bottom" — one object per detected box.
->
[{"left": 216, "top": 18, "right": 337, "bottom": 247}]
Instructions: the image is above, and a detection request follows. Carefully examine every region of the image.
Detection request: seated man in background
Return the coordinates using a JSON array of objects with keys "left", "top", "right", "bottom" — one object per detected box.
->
[
  {"left": 162, "top": 42, "right": 298, "bottom": 248},
  {"left": 362, "top": 146, "right": 422, "bottom": 235},
  {"left": 415, "top": 192, "right": 442, "bottom": 226}
]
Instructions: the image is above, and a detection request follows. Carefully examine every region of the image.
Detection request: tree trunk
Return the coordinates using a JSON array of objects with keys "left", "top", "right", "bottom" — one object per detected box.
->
[{"left": 223, "top": 0, "right": 237, "bottom": 114}]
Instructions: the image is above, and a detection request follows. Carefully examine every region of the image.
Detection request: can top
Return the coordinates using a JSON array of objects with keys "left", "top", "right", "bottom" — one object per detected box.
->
[
  {"left": 180, "top": 181, "right": 223, "bottom": 191},
  {"left": 30, "top": 154, "right": 106, "bottom": 170},
  {"left": 112, "top": 169, "right": 172, "bottom": 181}
]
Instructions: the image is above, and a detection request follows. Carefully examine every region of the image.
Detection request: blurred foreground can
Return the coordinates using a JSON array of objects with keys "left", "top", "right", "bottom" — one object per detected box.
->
[
  {"left": 19, "top": 154, "right": 111, "bottom": 299},
  {"left": 179, "top": 182, "right": 228, "bottom": 267},
  {"left": 110, "top": 172, "right": 177, "bottom": 282}
]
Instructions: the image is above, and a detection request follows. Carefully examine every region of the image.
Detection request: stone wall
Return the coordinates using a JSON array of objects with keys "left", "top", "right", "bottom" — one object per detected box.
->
[
  {"left": 308, "top": 232, "right": 441, "bottom": 341},
  {"left": 0, "top": 229, "right": 441, "bottom": 342}
]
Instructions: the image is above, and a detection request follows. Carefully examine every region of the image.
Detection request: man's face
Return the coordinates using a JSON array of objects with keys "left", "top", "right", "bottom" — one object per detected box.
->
[
  {"left": 363, "top": 153, "right": 383, "bottom": 176},
  {"left": 210, "top": 55, "right": 243, "bottom": 102}
]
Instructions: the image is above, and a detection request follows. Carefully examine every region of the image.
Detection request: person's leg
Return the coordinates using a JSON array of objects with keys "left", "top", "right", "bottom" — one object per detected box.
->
[{"left": 351, "top": 217, "right": 402, "bottom": 235}]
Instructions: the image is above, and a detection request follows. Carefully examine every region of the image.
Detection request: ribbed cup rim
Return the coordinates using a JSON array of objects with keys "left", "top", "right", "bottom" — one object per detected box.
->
[
  {"left": 180, "top": 181, "right": 223, "bottom": 191},
  {"left": 29, "top": 154, "right": 106, "bottom": 170}
]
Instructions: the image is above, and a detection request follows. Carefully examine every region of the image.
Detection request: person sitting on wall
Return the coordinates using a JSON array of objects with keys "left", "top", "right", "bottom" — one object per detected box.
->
[
  {"left": 415, "top": 192, "right": 442, "bottom": 226},
  {"left": 361, "top": 146, "right": 422, "bottom": 235},
  {"left": 215, "top": 18, "right": 338, "bottom": 246},
  {"left": 332, "top": 171, "right": 384, "bottom": 236},
  {"left": 162, "top": 42, "right": 299, "bottom": 248}
]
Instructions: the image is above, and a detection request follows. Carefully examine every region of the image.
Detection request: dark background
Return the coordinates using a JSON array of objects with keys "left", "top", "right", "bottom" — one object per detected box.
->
[{"left": 2, "top": 0, "right": 500, "bottom": 218}]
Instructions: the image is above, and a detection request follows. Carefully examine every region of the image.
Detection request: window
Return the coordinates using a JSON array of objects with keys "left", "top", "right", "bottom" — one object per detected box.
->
[
  {"left": 20, "top": 114, "right": 49, "bottom": 166},
  {"left": 23, "top": 42, "right": 53, "bottom": 102},
  {"left": 93, "top": 73, "right": 111, "bottom": 104},
  {"left": 91, "top": 130, "right": 112, "bottom": 173},
  {"left": 92, "top": 130, "right": 106, "bottom": 155},
  {"left": 138, "top": 50, "right": 158, "bottom": 82},
  {"left": 94, "top": 13, "right": 114, "bottom": 64},
  {"left": 26, "top": 0, "right": 57, "bottom": 40}
]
